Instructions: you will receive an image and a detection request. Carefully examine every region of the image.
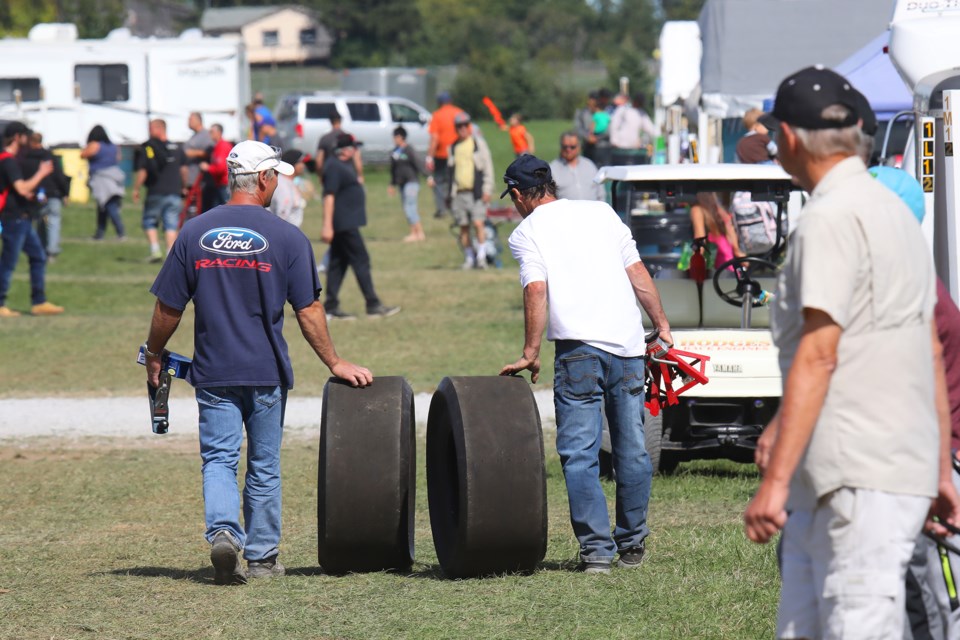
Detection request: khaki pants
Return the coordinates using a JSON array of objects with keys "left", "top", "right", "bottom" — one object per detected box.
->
[{"left": 777, "top": 488, "right": 930, "bottom": 640}]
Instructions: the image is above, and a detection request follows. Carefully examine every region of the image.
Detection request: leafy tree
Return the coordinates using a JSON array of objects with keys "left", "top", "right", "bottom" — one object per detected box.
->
[
  {"left": 57, "top": 0, "right": 126, "bottom": 38},
  {"left": 661, "top": 0, "right": 708, "bottom": 21},
  {"left": 0, "top": 0, "right": 58, "bottom": 37},
  {"left": 315, "top": 0, "right": 423, "bottom": 67}
]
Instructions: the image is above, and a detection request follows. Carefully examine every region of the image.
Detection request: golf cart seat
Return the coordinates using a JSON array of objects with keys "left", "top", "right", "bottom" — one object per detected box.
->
[{"left": 640, "top": 277, "right": 777, "bottom": 329}]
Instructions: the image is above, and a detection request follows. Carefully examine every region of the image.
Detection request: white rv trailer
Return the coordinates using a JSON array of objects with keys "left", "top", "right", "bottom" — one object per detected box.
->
[{"left": 0, "top": 24, "right": 251, "bottom": 147}]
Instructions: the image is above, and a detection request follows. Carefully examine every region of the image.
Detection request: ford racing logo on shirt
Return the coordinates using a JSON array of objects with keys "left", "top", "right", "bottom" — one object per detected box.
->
[{"left": 199, "top": 227, "right": 269, "bottom": 256}]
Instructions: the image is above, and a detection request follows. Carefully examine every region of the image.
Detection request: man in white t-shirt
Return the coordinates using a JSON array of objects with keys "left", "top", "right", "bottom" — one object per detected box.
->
[
  {"left": 744, "top": 66, "right": 960, "bottom": 638},
  {"left": 499, "top": 154, "right": 672, "bottom": 574}
]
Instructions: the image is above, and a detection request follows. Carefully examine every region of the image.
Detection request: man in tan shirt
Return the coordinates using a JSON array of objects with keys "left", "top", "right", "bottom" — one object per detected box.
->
[{"left": 743, "top": 66, "right": 960, "bottom": 639}]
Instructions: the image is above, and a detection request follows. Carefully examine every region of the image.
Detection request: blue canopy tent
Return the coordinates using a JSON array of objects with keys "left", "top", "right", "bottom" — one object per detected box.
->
[{"left": 834, "top": 32, "right": 913, "bottom": 120}]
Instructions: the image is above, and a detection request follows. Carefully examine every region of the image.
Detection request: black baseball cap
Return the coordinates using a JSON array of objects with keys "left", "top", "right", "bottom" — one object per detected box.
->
[
  {"left": 281, "top": 148, "right": 304, "bottom": 165},
  {"left": 334, "top": 133, "right": 362, "bottom": 150},
  {"left": 500, "top": 155, "right": 552, "bottom": 199},
  {"left": 760, "top": 66, "right": 860, "bottom": 132},
  {"left": 4, "top": 121, "right": 31, "bottom": 138},
  {"left": 851, "top": 88, "right": 878, "bottom": 136}
]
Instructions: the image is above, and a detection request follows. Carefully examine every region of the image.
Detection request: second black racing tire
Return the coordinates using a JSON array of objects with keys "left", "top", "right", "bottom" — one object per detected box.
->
[{"left": 426, "top": 376, "right": 547, "bottom": 578}]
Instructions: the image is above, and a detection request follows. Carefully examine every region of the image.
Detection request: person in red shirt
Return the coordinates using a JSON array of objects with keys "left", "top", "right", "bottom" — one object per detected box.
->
[
  {"left": 508, "top": 113, "right": 535, "bottom": 157},
  {"left": 426, "top": 92, "right": 464, "bottom": 219},
  {"left": 201, "top": 123, "right": 233, "bottom": 209}
]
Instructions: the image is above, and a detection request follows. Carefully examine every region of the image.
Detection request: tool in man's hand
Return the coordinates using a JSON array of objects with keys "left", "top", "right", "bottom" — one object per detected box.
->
[
  {"left": 137, "top": 345, "right": 192, "bottom": 434},
  {"left": 644, "top": 330, "right": 710, "bottom": 417}
]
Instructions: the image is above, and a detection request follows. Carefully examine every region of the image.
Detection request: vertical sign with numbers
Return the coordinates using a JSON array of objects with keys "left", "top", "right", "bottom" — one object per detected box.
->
[{"left": 921, "top": 118, "right": 935, "bottom": 193}]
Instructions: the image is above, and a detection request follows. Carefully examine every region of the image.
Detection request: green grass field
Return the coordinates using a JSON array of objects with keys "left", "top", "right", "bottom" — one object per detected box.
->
[{"left": 0, "top": 119, "right": 778, "bottom": 638}]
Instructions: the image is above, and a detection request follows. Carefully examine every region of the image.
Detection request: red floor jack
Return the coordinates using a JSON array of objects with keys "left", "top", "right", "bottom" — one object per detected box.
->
[
  {"left": 136, "top": 346, "right": 192, "bottom": 434},
  {"left": 644, "top": 330, "right": 711, "bottom": 417}
]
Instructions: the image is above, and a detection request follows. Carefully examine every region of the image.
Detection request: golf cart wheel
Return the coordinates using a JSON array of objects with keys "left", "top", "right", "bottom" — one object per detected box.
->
[
  {"left": 658, "top": 452, "right": 680, "bottom": 476},
  {"left": 426, "top": 376, "right": 548, "bottom": 579},
  {"left": 712, "top": 256, "right": 779, "bottom": 308},
  {"left": 317, "top": 376, "right": 415, "bottom": 574},
  {"left": 644, "top": 409, "right": 663, "bottom": 474}
]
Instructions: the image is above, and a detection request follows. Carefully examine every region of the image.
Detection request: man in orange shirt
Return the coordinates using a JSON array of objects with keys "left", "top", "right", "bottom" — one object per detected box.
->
[
  {"left": 508, "top": 113, "right": 535, "bottom": 157},
  {"left": 425, "top": 92, "right": 463, "bottom": 219}
]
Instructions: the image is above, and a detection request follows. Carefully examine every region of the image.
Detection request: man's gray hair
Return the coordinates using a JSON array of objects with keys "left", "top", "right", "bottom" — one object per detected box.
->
[
  {"left": 793, "top": 105, "right": 863, "bottom": 159},
  {"left": 858, "top": 131, "right": 875, "bottom": 165},
  {"left": 559, "top": 130, "right": 580, "bottom": 145},
  {"left": 229, "top": 168, "right": 275, "bottom": 194}
]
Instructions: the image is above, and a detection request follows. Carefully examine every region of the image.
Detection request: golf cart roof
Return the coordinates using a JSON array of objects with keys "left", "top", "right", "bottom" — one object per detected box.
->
[{"left": 597, "top": 163, "right": 799, "bottom": 203}]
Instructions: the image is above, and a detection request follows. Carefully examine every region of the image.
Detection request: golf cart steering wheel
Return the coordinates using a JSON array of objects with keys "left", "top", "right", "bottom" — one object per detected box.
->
[{"left": 712, "top": 256, "right": 778, "bottom": 308}]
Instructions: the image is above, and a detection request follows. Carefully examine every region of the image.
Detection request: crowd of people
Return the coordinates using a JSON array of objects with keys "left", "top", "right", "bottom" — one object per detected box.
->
[{"left": 8, "top": 72, "right": 960, "bottom": 640}]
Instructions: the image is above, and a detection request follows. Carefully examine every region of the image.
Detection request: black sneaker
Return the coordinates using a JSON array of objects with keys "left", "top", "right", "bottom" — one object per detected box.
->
[
  {"left": 367, "top": 304, "right": 401, "bottom": 318},
  {"left": 617, "top": 542, "right": 646, "bottom": 569},
  {"left": 247, "top": 557, "right": 285, "bottom": 579},
  {"left": 326, "top": 309, "right": 357, "bottom": 321},
  {"left": 210, "top": 530, "right": 246, "bottom": 585},
  {"left": 577, "top": 560, "right": 612, "bottom": 575}
]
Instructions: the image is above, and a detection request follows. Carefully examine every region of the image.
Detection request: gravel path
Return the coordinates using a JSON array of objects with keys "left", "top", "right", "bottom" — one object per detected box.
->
[{"left": 0, "top": 390, "right": 558, "bottom": 441}]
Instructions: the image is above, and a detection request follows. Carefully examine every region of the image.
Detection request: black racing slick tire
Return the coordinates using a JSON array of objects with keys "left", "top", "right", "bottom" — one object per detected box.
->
[
  {"left": 426, "top": 376, "right": 548, "bottom": 579},
  {"left": 644, "top": 409, "right": 663, "bottom": 474},
  {"left": 318, "top": 376, "right": 415, "bottom": 574}
]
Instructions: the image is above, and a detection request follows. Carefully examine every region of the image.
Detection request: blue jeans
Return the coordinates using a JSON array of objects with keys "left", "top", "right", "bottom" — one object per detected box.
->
[
  {"left": 554, "top": 340, "right": 652, "bottom": 562},
  {"left": 142, "top": 194, "right": 181, "bottom": 232},
  {"left": 400, "top": 182, "right": 420, "bottom": 224},
  {"left": 0, "top": 215, "right": 47, "bottom": 307},
  {"left": 94, "top": 196, "right": 125, "bottom": 239},
  {"left": 196, "top": 385, "right": 287, "bottom": 562},
  {"left": 37, "top": 198, "right": 63, "bottom": 255}
]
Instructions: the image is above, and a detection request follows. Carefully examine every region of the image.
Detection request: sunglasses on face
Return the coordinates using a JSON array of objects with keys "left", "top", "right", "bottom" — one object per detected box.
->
[{"left": 561, "top": 144, "right": 579, "bottom": 150}]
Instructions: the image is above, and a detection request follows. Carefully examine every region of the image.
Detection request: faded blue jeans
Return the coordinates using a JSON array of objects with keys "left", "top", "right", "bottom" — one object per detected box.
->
[
  {"left": 196, "top": 385, "right": 287, "bottom": 562},
  {"left": 400, "top": 182, "right": 420, "bottom": 224},
  {"left": 554, "top": 340, "right": 653, "bottom": 563},
  {"left": 0, "top": 215, "right": 47, "bottom": 307}
]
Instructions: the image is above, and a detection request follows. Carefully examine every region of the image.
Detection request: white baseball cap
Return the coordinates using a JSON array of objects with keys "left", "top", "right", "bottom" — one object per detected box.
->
[{"left": 227, "top": 140, "right": 294, "bottom": 176}]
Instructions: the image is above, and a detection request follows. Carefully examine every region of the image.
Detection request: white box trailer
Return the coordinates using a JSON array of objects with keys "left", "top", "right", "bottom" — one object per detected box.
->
[{"left": 0, "top": 24, "right": 251, "bottom": 147}]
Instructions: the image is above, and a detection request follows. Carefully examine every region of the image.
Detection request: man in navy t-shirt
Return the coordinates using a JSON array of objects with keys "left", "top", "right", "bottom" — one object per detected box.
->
[{"left": 144, "top": 140, "right": 372, "bottom": 585}]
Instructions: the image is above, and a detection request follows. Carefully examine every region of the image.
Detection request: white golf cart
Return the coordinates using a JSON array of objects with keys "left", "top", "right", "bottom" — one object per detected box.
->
[{"left": 597, "top": 163, "right": 803, "bottom": 474}]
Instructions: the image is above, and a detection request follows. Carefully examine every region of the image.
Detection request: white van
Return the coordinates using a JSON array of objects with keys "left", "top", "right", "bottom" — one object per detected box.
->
[{"left": 274, "top": 92, "right": 431, "bottom": 164}]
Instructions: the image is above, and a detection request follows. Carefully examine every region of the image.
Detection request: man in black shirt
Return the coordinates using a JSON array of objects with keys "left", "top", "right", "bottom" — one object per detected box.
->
[
  {"left": 322, "top": 133, "right": 398, "bottom": 320},
  {"left": 22, "top": 132, "right": 71, "bottom": 261},
  {"left": 315, "top": 112, "right": 364, "bottom": 184},
  {"left": 133, "top": 119, "right": 187, "bottom": 263},
  {"left": 0, "top": 121, "right": 63, "bottom": 317}
]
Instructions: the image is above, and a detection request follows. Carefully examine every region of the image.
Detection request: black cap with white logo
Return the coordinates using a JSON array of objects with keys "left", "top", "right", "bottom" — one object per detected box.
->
[{"left": 759, "top": 65, "right": 860, "bottom": 132}]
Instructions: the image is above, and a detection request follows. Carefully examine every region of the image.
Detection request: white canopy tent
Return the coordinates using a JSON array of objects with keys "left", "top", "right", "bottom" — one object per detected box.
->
[{"left": 698, "top": 0, "right": 897, "bottom": 119}]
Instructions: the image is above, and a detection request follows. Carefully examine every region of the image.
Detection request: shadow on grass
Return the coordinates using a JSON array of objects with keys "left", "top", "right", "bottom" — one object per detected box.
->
[
  {"left": 105, "top": 566, "right": 211, "bottom": 584},
  {"left": 667, "top": 464, "right": 758, "bottom": 480},
  {"left": 285, "top": 565, "right": 447, "bottom": 580}
]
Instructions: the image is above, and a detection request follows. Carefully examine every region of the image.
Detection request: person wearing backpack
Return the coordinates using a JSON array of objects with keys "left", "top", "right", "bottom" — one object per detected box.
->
[
  {"left": 0, "top": 121, "right": 63, "bottom": 317},
  {"left": 689, "top": 192, "right": 744, "bottom": 270},
  {"left": 133, "top": 119, "right": 187, "bottom": 263}
]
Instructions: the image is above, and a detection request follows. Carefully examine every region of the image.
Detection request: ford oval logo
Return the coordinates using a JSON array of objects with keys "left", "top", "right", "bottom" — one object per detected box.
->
[{"left": 199, "top": 227, "right": 269, "bottom": 256}]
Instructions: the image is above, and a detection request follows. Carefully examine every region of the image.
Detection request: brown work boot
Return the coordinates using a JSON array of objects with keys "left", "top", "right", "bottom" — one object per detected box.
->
[
  {"left": 31, "top": 301, "right": 64, "bottom": 316},
  {"left": 0, "top": 306, "right": 21, "bottom": 318}
]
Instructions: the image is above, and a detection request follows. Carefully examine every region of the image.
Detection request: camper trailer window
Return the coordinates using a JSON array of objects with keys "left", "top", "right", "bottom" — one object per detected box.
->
[
  {"left": 75, "top": 65, "right": 129, "bottom": 103},
  {"left": 263, "top": 30, "right": 279, "bottom": 47},
  {"left": 0, "top": 79, "right": 41, "bottom": 103},
  {"left": 300, "top": 29, "right": 317, "bottom": 45},
  {"left": 304, "top": 102, "right": 338, "bottom": 120},
  {"left": 390, "top": 103, "right": 420, "bottom": 124},
  {"left": 347, "top": 102, "right": 380, "bottom": 122}
]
